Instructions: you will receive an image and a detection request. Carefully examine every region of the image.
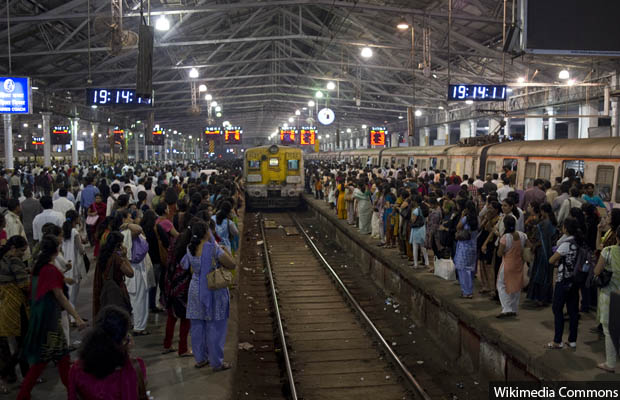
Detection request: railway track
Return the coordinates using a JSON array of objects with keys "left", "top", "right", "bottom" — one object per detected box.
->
[{"left": 237, "top": 212, "right": 430, "bottom": 400}]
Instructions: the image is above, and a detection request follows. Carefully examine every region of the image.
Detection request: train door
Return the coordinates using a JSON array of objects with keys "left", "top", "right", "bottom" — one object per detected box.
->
[{"left": 503, "top": 158, "right": 518, "bottom": 186}]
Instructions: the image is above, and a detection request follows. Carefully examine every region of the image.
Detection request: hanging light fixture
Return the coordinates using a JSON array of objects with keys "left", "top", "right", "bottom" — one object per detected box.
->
[
  {"left": 558, "top": 69, "right": 570, "bottom": 80},
  {"left": 155, "top": 15, "right": 170, "bottom": 32},
  {"left": 198, "top": 84, "right": 207, "bottom": 92},
  {"left": 326, "top": 81, "right": 336, "bottom": 91},
  {"left": 189, "top": 68, "right": 199, "bottom": 79},
  {"left": 205, "top": 94, "right": 213, "bottom": 101},
  {"left": 360, "top": 47, "right": 373, "bottom": 58},
  {"left": 396, "top": 19, "right": 409, "bottom": 30}
]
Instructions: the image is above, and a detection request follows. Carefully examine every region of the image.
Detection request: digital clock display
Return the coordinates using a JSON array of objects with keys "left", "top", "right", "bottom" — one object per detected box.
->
[
  {"left": 86, "top": 89, "right": 153, "bottom": 106},
  {"left": 448, "top": 84, "right": 507, "bottom": 101}
]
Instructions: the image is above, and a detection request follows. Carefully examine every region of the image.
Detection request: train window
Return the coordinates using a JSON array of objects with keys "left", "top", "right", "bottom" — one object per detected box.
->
[
  {"left": 538, "top": 163, "right": 551, "bottom": 181},
  {"left": 439, "top": 159, "right": 445, "bottom": 170},
  {"left": 524, "top": 162, "right": 537, "bottom": 188},
  {"left": 562, "top": 160, "right": 584, "bottom": 179},
  {"left": 269, "top": 158, "right": 279, "bottom": 167},
  {"left": 595, "top": 166, "right": 614, "bottom": 202},
  {"left": 408, "top": 157, "right": 415, "bottom": 166},
  {"left": 248, "top": 160, "right": 260, "bottom": 169},
  {"left": 503, "top": 158, "right": 518, "bottom": 173},
  {"left": 287, "top": 160, "right": 299, "bottom": 170},
  {"left": 486, "top": 161, "right": 496, "bottom": 176}
]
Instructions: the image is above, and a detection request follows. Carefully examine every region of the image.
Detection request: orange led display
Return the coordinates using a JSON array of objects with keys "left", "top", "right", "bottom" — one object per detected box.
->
[
  {"left": 224, "top": 127, "right": 242, "bottom": 144},
  {"left": 370, "top": 127, "right": 387, "bottom": 146},
  {"left": 280, "top": 128, "right": 297, "bottom": 145},
  {"left": 300, "top": 127, "right": 316, "bottom": 145}
]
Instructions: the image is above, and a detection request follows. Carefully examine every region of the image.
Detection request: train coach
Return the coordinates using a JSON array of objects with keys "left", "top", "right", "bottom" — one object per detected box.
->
[
  {"left": 305, "top": 137, "right": 620, "bottom": 205},
  {"left": 243, "top": 144, "right": 304, "bottom": 208}
]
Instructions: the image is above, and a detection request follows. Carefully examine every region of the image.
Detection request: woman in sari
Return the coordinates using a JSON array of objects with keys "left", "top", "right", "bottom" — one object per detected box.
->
[
  {"left": 496, "top": 216, "right": 527, "bottom": 318},
  {"left": 454, "top": 201, "right": 479, "bottom": 298},
  {"left": 17, "top": 236, "right": 86, "bottom": 400},
  {"left": 181, "top": 221, "right": 236, "bottom": 370},
  {"left": 0, "top": 236, "right": 30, "bottom": 392},
  {"left": 353, "top": 182, "right": 372, "bottom": 235},
  {"left": 86, "top": 194, "right": 106, "bottom": 245},
  {"left": 346, "top": 183, "right": 356, "bottom": 225},
  {"left": 526, "top": 203, "right": 557, "bottom": 306},
  {"left": 336, "top": 179, "right": 347, "bottom": 220}
]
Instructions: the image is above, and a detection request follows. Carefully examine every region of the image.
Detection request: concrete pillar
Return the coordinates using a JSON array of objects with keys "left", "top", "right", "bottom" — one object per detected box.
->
[
  {"left": 71, "top": 118, "right": 79, "bottom": 166},
  {"left": 504, "top": 117, "right": 511, "bottom": 138},
  {"left": 547, "top": 107, "right": 556, "bottom": 140},
  {"left": 525, "top": 110, "right": 543, "bottom": 141},
  {"left": 488, "top": 119, "right": 501, "bottom": 135},
  {"left": 612, "top": 100, "right": 620, "bottom": 137},
  {"left": 579, "top": 101, "right": 598, "bottom": 138},
  {"left": 362, "top": 136, "right": 368, "bottom": 148},
  {"left": 568, "top": 121, "right": 578, "bottom": 139},
  {"left": 459, "top": 121, "right": 470, "bottom": 139},
  {"left": 41, "top": 112, "right": 52, "bottom": 167},
  {"left": 3, "top": 115, "right": 13, "bottom": 170},
  {"left": 391, "top": 132, "right": 399, "bottom": 147},
  {"left": 470, "top": 119, "right": 478, "bottom": 137},
  {"left": 134, "top": 131, "right": 139, "bottom": 161},
  {"left": 91, "top": 123, "right": 98, "bottom": 163},
  {"left": 421, "top": 127, "right": 430, "bottom": 146}
]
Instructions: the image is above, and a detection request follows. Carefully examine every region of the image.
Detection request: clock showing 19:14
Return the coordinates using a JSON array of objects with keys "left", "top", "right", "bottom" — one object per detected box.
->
[{"left": 448, "top": 84, "right": 507, "bottom": 101}]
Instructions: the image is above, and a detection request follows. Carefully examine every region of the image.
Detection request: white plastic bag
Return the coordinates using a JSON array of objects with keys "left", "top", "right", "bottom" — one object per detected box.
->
[{"left": 434, "top": 257, "right": 456, "bottom": 281}]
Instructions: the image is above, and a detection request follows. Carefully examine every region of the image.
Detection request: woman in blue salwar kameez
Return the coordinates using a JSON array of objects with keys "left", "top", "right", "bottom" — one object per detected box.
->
[{"left": 181, "top": 220, "right": 236, "bottom": 370}]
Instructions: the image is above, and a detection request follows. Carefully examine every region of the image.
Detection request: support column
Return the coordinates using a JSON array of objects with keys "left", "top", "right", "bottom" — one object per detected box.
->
[
  {"left": 525, "top": 110, "right": 543, "bottom": 141},
  {"left": 612, "top": 100, "right": 620, "bottom": 137},
  {"left": 578, "top": 101, "right": 598, "bottom": 138},
  {"left": 3, "top": 115, "right": 13, "bottom": 170},
  {"left": 504, "top": 117, "right": 511, "bottom": 138},
  {"left": 568, "top": 122, "right": 578, "bottom": 139},
  {"left": 391, "top": 132, "right": 399, "bottom": 148},
  {"left": 470, "top": 119, "right": 478, "bottom": 137},
  {"left": 421, "top": 127, "right": 430, "bottom": 146},
  {"left": 41, "top": 112, "right": 52, "bottom": 167},
  {"left": 71, "top": 118, "right": 79, "bottom": 166},
  {"left": 459, "top": 121, "right": 471, "bottom": 139},
  {"left": 546, "top": 107, "right": 556, "bottom": 140},
  {"left": 134, "top": 131, "right": 139, "bottom": 161},
  {"left": 91, "top": 123, "right": 99, "bottom": 163}
]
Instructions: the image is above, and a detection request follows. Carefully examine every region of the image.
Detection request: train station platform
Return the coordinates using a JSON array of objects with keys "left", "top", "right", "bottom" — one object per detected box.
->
[{"left": 303, "top": 194, "right": 620, "bottom": 383}]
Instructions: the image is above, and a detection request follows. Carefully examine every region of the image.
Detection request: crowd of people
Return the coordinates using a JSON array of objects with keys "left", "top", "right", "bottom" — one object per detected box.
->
[
  {"left": 0, "top": 160, "right": 243, "bottom": 398},
  {"left": 307, "top": 161, "right": 620, "bottom": 373}
]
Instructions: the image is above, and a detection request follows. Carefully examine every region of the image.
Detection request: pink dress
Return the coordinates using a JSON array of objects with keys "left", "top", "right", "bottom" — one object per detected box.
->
[{"left": 68, "top": 357, "right": 146, "bottom": 400}]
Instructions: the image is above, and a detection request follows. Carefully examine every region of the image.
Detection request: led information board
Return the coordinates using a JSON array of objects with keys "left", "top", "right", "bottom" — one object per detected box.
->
[
  {"left": 448, "top": 84, "right": 507, "bottom": 101},
  {"left": 113, "top": 129, "right": 124, "bottom": 145},
  {"left": 0, "top": 77, "right": 31, "bottom": 114},
  {"left": 86, "top": 89, "right": 153, "bottom": 106},
  {"left": 224, "top": 127, "right": 242, "bottom": 144},
  {"left": 152, "top": 129, "right": 165, "bottom": 145},
  {"left": 52, "top": 126, "right": 71, "bottom": 145},
  {"left": 280, "top": 127, "right": 298, "bottom": 145},
  {"left": 31, "top": 137, "right": 44, "bottom": 146},
  {"left": 204, "top": 127, "right": 222, "bottom": 136},
  {"left": 300, "top": 126, "right": 317, "bottom": 145},
  {"left": 369, "top": 127, "right": 386, "bottom": 146}
]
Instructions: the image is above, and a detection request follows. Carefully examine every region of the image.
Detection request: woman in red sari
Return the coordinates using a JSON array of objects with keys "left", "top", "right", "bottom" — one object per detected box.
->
[{"left": 87, "top": 194, "right": 107, "bottom": 248}]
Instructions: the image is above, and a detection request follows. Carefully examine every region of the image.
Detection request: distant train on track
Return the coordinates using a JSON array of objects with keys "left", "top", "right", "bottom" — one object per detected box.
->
[
  {"left": 305, "top": 137, "right": 620, "bottom": 204},
  {"left": 243, "top": 144, "right": 304, "bottom": 208}
]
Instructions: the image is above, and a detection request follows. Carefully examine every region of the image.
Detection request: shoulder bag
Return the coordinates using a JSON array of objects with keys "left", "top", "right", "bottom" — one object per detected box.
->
[
  {"left": 100, "top": 257, "right": 132, "bottom": 314},
  {"left": 207, "top": 247, "right": 233, "bottom": 290},
  {"left": 592, "top": 247, "right": 615, "bottom": 288}
]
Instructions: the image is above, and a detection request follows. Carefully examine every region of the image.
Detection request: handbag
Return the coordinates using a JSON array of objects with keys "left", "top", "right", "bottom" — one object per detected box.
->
[
  {"left": 592, "top": 248, "right": 615, "bottom": 288},
  {"left": 86, "top": 214, "right": 99, "bottom": 226},
  {"left": 100, "top": 258, "right": 132, "bottom": 314},
  {"left": 206, "top": 249, "right": 233, "bottom": 290},
  {"left": 411, "top": 208, "right": 424, "bottom": 228}
]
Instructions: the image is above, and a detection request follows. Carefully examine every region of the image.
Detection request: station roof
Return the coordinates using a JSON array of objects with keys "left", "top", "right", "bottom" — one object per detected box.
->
[{"left": 0, "top": 0, "right": 617, "bottom": 138}]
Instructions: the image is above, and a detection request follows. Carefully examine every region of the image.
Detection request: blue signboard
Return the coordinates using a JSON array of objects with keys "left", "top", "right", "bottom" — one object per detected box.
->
[{"left": 0, "top": 77, "right": 31, "bottom": 114}]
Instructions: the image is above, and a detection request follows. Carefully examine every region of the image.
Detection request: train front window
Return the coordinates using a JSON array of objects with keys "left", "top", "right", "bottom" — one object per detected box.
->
[
  {"left": 248, "top": 160, "right": 260, "bottom": 169},
  {"left": 562, "top": 160, "right": 584, "bottom": 179},
  {"left": 595, "top": 165, "right": 614, "bottom": 202},
  {"left": 287, "top": 160, "right": 299, "bottom": 170},
  {"left": 269, "top": 158, "right": 279, "bottom": 167}
]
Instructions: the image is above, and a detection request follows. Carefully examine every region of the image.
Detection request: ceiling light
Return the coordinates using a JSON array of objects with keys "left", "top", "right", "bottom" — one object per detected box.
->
[
  {"left": 346, "top": 128, "right": 352, "bottom": 133},
  {"left": 205, "top": 94, "right": 213, "bottom": 101},
  {"left": 216, "top": 112, "right": 222, "bottom": 117},
  {"left": 210, "top": 101, "right": 218, "bottom": 108},
  {"left": 198, "top": 84, "right": 207, "bottom": 92},
  {"left": 362, "top": 124, "right": 367, "bottom": 129},
  {"left": 23, "top": 123, "right": 28, "bottom": 128},
  {"left": 189, "top": 135, "right": 193, "bottom": 139},
  {"left": 465, "top": 100, "right": 474, "bottom": 105},
  {"left": 360, "top": 47, "right": 373, "bottom": 58},
  {"left": 215, "top": 106, "right": 222, "bottom": 112},
  {"left": 396, "top": 20, "right": 410, "bottom": 31},
  {"left": 398, "top": 115, "right": 404, "bottom": 119},
  {"left": 318, "top": 135, "right": 323, "bottom": 140},
  {"left": 283, "top": 123, "right": 289, "bottom": 128},
  {"left": 91, "top": 105, "right": 97, "bottom": 109},
  {"left": 155, "top": 15, "right": 170, "bottom": 32},
  {"left": 326, "top": 134, "right": 330, "bottom": 138},
  {"left": 432, "top": 74, "right": 438, "bottom": 79},
  {"left": 315, "top": 91, "right": 324, "bottom": 99},
  {"left": 31, "top": 86, "right": 39, "bottom": 90},
  {"left": 17, "top": 134, "right": 21, "bottom": 138},
  {"left": 37, "top": 124, "right": 42, "bottom": 129},
  {"left": 295, "top": 109, "right": 301, "bottom": 116},
  {"left": 558, "top": 70, "right": 570, "bottom": 80},
  {"left": 567, "top": 79, "right": 576, "bottom": 86},
  {"left": 308, "top": 100, "right": 315, "bottom": 107},
  {"left": 506, "top": 88, "right": 513, "bottom": 93},
  {"left": 288, "top": 117, "right": 294, "bottom": 123},
  {"left": 517, "top": 76, "right": 525, "bottom": 84},
  {"left": 438, "top": 106, "right": 444, "bottom": 110},
  {"left": 98, "top": 134, "right": 102, "bottom": 138},
  {"left": 326, "top": 81, "right": 336, "bottom": 91},
  {"left": 82, "top": 131, "right": 87, "bottom": 136},
  {"left": 415, "top": 109, "right": 422, "bottom": 117},
  {"left": 189, "top": 68, "right": 199, "bottom": 79},
  {"left": 223, "top": 121, "right": 230, "bottom": 127}
]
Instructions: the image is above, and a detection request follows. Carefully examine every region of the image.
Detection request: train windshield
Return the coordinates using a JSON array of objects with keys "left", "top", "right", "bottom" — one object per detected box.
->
[
  {"left": 269, "top": 158, "right": 279, "bottom": 167},
  {"left": 288, "top": 160, "right": 299, "bottom": 170},
  {"left": 248, "top": 160, "right": 260, "bottom": 169}
]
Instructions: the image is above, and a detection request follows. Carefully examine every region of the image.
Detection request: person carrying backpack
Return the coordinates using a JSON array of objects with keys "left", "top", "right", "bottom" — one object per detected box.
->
[{"left": 547, "top": 217, "right": 584, "bottom": 349}]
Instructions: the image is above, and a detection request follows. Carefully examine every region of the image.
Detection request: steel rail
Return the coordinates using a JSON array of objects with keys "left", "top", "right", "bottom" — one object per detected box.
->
[
  {"left": 259, "top": 217, "right": 298, "bottom": 400},
  {"left": 291, "top": 214, "right": 432, "bottom": 400}
]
